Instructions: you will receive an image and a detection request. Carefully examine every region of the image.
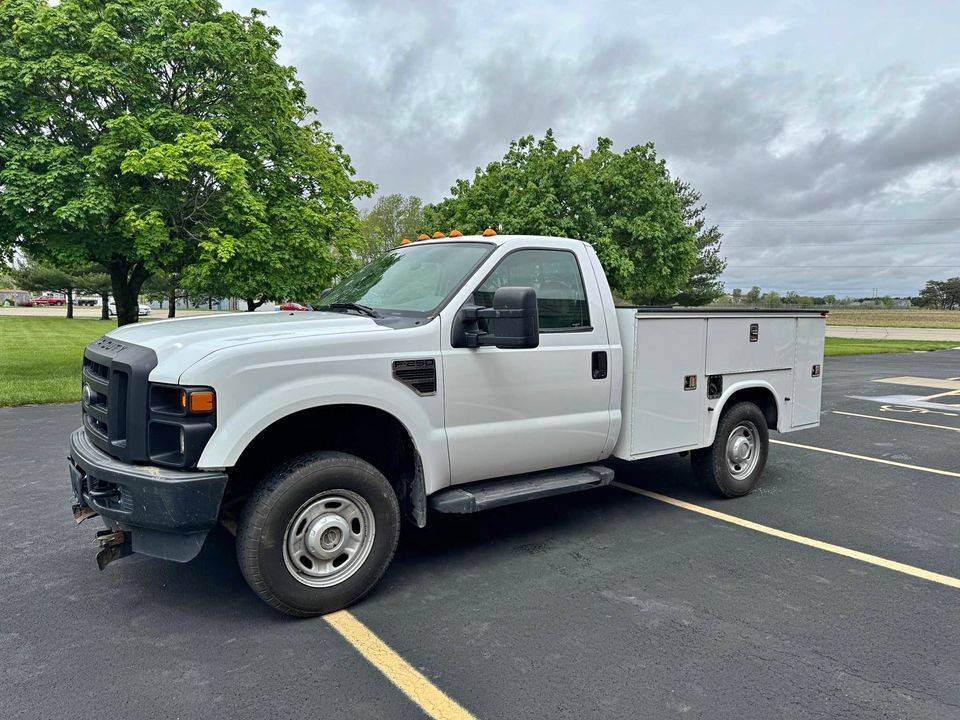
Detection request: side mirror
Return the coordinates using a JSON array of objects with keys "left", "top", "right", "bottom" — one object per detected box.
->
[{"left": 452, "top": 286, "right": 540, "bottom": 349}]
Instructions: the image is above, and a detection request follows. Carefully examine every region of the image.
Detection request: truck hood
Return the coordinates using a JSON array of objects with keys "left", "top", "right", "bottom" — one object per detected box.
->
[{"left": 107, "top": 311, "right": 382, "bottom": 383}]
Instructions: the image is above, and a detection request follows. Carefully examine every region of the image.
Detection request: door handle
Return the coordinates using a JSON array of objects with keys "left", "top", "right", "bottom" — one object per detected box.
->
[{"left": 591, "top": 351, "right": 608, "bottom": 379}]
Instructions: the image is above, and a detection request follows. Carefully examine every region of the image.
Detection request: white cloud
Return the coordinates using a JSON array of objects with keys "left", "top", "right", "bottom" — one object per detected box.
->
[{"left": 715, "top": 17, "right": 791, "bottom": 47}]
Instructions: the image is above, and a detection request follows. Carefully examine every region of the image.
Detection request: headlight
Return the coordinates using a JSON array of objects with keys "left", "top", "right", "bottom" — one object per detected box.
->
[{"left": 147, "top": 384, "right": 217, "bottom": 468}]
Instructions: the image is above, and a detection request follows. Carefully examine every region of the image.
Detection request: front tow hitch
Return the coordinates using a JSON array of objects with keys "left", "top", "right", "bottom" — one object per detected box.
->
[{"left": 94, "top": 529, "right": 132, "bottom": 570}]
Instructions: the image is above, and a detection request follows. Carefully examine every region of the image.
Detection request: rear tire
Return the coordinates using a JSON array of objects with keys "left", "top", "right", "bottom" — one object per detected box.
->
[
  {"left": 691, "top": 401, "right": 769, "bottom": 498},
  {"left": 237, "top": 451, "right": 400, "bottom": 617}
]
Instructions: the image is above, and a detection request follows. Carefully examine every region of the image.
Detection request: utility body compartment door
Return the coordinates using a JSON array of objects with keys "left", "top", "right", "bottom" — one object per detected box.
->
[
  {"left": 628, "top": 318, "right": 706, "bottom": 456},
  {"left": 791, "top": 317, "right": 825, "bottom": 427}
]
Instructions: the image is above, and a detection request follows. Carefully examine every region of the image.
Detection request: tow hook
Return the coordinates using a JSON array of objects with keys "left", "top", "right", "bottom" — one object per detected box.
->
[
  {"left": 72, "top": 503, "right": 99, "bottom": 525},
  {"left": 94, "top": 529, "right": 131, "bottom": 571}
]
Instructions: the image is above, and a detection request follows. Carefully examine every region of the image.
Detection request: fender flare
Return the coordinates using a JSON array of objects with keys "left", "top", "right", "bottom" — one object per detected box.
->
[{"left": 706, "top": 379, "right": 784, "bottom": 445}]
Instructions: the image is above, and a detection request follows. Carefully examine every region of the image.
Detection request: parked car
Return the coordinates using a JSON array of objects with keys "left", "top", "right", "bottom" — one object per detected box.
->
[
  {"left": 279, "top": 302, "right": 308, "bottom": 311},
  {"left": 31, "top": 295, "right": 66, "bottom": 306},
  {"left": 67, "top": 233, "right": 825, "bottom": 617},
  {"left": 106, "top": 303, "right": 151, "bottom": 317}
]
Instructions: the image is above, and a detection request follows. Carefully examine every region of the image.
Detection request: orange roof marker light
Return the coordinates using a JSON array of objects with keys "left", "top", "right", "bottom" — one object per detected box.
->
[
  {"left": 482, "top": 228, "right": 497, "bottom": 237},
  {"left": 449, "top": 229, "right": 463, "bottom": 237},
  {"left": 432, "top": 231, "right": 445, "bottom": 239},
  {"left": 399, "top": 238, "right": 412, "bottom": 245},
  {"left": 417, "top": 233, "right": 430, "bottom": 241}
]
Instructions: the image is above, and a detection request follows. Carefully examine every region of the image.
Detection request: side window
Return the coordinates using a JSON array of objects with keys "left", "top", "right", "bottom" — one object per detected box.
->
[{"left": 472, "top": 249, "right": 590, "bottom": 331}]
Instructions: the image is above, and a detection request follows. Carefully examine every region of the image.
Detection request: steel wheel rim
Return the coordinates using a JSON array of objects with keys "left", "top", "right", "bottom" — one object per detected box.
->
[
  {"left": 725, "top": 421, "right": 759, "bottom": 481},
  {"left": 282, "top": 489, "right": 376, "bottom": 588}
]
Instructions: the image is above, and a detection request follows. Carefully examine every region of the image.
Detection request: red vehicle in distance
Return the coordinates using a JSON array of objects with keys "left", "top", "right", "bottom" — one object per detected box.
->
[
  {"left": 31, "top": 293, "right": 66, "bottom": 306},
  {"left": 279, "top": 302, "right": 308, "bottom": 311}
]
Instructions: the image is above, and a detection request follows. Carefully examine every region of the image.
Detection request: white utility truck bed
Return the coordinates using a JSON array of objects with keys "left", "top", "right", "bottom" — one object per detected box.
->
[{"left": 615, "top": 309, "right": 824, "bottom": 460}]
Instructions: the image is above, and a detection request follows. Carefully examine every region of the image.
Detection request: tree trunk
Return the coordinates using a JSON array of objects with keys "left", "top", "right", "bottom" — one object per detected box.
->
[
  {"left": 109, "top": 260, "right": 150, "bottom": 327},
  {"left": 100, "top": 291, "right": 110, "bottom": 321},
  {"left": 66, "top": 288, "right": 74, "bottom": 319},
  {"left": 168, "top": 286, "right": 176, "bottom": 318},
  {"left": 244, "top": 297, "right": 265, "bottom": 312}
]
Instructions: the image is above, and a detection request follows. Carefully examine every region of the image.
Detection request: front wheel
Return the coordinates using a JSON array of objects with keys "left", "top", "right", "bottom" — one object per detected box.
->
[
  {"left": 237, "top": 451, "right": 400, "bottom": 617},
  {"left": 691, "top": 401, "right": 769, "bottom": 497}
]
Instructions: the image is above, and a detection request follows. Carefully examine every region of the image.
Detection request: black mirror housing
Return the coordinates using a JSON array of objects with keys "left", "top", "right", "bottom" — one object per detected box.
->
[
  {"left": 482, "top": 286, "right": 540, "bottom": 349},
  {"left": 452, "top": 286, "right": 540, "bottom": 349}
]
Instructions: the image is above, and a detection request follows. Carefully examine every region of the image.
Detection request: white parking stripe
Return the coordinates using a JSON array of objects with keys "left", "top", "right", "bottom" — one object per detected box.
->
[
  {"left": 832, "top": 410, "right": 960, "bottom": 433},
  {"left": 771, "top": 439, "right": 960, "bottom": 478}
]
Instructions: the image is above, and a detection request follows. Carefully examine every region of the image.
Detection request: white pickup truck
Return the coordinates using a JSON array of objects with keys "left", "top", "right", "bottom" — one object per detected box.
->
[{"left": 68, "top": 233, "right": 825, "bottom": 616}]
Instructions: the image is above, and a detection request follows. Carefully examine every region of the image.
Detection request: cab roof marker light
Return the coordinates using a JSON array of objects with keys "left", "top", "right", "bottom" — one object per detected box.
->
[
  {"left": 482, "top": 228, "right": 497, "bottom": 237},
  {"left": 449, "top": 230, "right": 463, "bottom": 237},
  {"left": 400, "top": 238, "right": 412, "bottom": 245},
  {"left": 432, "top": 231, "right": 445, "bottom": 239},
  {"left": 417, "top": 233, "right": 430, "bottom": 241}
]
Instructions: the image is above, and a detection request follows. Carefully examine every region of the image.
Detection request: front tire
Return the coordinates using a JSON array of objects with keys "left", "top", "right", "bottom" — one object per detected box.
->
[
  {"left": 691, "top": 401, "right": 769, "bottom": 498},
  {"left": 237, "top": 451, "right": 400, "bottom": 617}
]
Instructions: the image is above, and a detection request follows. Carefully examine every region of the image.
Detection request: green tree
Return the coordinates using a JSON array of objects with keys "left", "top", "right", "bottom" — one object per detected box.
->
[
  {"left": 918, "top": 278, "right": 960, "bottom": 309},
  {"left": 425, "top": 130, "right": 700, "bottom": 304},
  {"left": 730, "top": 288, "right": 743, "bottom": 304},
  {"left": 75, "top": 266, "right": 113, "bottom": 320},
  {"left": 745, "top": 286, "right": 762, "bottom": 304},
  {"left": 671, "top": 180, "right": 726, "bottom": 306},
  {"left": 0, "top": 0, "right": 370, "bottom": 325},
  {"left": 360, "top": 194, "right": 426, "bottom": 260},
  {"left": 12, "top": 261, "right": 79, "bottom": 317}
]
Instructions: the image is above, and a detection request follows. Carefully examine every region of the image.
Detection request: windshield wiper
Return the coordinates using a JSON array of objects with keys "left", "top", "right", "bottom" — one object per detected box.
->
[{"left": 319, "top": 302, "right": 380, "bottom": 318}]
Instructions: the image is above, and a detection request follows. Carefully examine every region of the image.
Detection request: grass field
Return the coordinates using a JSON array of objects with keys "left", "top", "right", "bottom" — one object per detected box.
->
[
  {"left": 825, "top": 308, "right": 960, "bottom": 329},
  {"left": 823, "top": 337, "right": 959, "bottom": 356},
  {"left": 1, "top": 316, "right": 958, "bottom": 406},
  {"left": 0, "top": 317, "right": 114, "bottom": 406}
]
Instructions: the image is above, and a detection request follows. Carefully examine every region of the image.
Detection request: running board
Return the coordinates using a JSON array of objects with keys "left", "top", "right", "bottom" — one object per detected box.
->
[{"left": 429, "top": 464, "right": 614, "bottom": 514}]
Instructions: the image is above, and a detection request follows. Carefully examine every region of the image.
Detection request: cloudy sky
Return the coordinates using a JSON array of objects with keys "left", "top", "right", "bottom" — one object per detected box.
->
[{"left": 223, "top": 0, "right": 960, "bottom": 297}]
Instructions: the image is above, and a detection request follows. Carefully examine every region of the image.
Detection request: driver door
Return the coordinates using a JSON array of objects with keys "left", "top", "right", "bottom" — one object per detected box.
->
[{"left": 441, "top": 245, "right": 613, "bottom": 484}]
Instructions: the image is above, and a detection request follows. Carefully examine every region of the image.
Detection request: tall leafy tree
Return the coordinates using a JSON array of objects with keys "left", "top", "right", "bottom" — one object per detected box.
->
[
  {"left": 360, "top": 194, "right": 426, "bottom": 260},
  {"left": 425, "top": 130, "right": 703, "bottom": 303},
  {"left": 0, "top": 0, "right": 371, "bottom": 325}
]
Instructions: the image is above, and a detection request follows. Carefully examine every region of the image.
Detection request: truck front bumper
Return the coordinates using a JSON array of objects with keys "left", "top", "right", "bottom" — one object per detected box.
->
[{"left": 68, "top": 428, "right": 229, "bottom": 564}]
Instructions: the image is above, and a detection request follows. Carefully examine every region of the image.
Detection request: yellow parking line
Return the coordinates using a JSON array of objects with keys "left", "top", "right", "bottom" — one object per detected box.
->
[
  {"left": 325, "top": 610, "right": 477, "bottom": 720},
  {"left": 218, "top": 521, "right": 471, "bottom": 718},
  {"left": 612, "top": 483, "right": 960, "bottom": 589},
  {"left": 832, "top": 410, "right": 960, "bottom": 433},
  {"left": 770, "top": 439, "right": 960, "bottom": 478}
]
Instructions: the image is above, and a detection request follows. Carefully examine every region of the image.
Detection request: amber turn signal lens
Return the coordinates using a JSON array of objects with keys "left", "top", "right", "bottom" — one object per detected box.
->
[
  {"left": 179, "top": 389, "right": 187, "bottom": 408},
  {"left": 188, "top": 391, "right": 215, "bottom": 413}
]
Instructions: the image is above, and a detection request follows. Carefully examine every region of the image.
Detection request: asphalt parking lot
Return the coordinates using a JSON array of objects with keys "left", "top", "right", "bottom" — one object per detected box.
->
[{"left": 2, "top": 351, "right": 959, "bottom": 719}]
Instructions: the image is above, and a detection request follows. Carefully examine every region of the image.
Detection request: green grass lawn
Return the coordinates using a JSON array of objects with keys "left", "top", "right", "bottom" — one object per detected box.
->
[
  {"left": 0, "top": 316, "right": 114, "bottom": 406},
  {"left": 1, "top": 317, "right": 958, "bottom": 406},
  {"left": 823, "top": 337, "right": 959, "bottom": 356}
]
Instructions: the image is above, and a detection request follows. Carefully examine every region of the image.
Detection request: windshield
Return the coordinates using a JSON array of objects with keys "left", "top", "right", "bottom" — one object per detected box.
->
[{"left": 321, "top": 242, "right": 493, "bottom": 316}]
